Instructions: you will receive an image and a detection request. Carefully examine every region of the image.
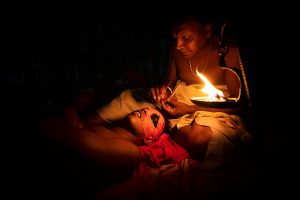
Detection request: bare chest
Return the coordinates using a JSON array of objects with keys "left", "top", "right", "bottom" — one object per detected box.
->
[{"left": 175, "top": 51, "right": 225, "bottom": 85}]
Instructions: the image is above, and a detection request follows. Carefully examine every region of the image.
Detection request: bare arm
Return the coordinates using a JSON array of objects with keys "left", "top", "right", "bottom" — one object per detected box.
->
[
  {"left": 82, "top": 112, "right": 107, "bottom": 127},
  {"left": 39, "top": 118, "right": 141, "bottom": 171},
  {"left": 162, "top": 100, "right": 241, "bottom": 117}
]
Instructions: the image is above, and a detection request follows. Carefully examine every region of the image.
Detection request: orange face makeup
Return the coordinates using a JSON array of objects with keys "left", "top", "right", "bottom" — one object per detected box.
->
[
  {"left": 127, "top": 107, "right": 165, "bottom": 143},
  {"left": 142, "top": 110, "right": 165, "bottom": 140}
]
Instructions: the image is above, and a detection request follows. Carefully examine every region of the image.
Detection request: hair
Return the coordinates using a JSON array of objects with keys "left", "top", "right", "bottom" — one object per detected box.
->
[
  {"left": 170, "top": 12, "right": 221, "bottom": 37},
  {"left": 163, "top": 118, "right": 171, "bottom": 133},
  {"left": 166, "top": 2, "right": 230, "bottom": 37},
  {"left": 172, "top": 12, "right": 213, "bottom": 26},
  {"left": 154, "top": 107, "right": 172, "bottom": 133}
]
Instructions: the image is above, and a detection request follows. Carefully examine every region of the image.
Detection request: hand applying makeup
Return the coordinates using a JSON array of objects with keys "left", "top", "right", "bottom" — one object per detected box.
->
[
  {"left": 148, "top": 83, "right": 173, "bottom": 109},
  {"left": 161, "top": 98, "right": 195, "bottom": 117}
]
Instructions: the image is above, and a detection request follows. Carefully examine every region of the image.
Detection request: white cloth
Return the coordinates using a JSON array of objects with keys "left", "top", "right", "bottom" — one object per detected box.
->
[
  {"left": 96, "top": 88, "right": 155, "bottom": 123},
  {"left": 175, "top": 111, "right": 252, "bottom": 170},
  {"left": 169, "top": 80, "right": 230, "bottom": 105}
]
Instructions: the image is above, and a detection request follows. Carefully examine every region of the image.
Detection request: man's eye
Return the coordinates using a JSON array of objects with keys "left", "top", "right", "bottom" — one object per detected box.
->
[
  {"left": 183, "top": 36, "right": 191, "bottom": 42},
  {"left": 150, "top": 114, "right": 160, "bottom": 128}
]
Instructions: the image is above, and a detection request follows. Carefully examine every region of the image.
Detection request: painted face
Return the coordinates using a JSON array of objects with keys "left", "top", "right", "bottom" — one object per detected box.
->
[
  {"left": 172, "top": 21, "right": 210, "bottom": 59},
  {"left": 127, "top": 107, "right": 165, "bottom": 144}
]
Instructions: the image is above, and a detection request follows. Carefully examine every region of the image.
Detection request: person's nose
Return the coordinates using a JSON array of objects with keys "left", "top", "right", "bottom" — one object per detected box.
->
[
  {"left": 142, "top": 107, "right": 148, "bottom": 116},
  {"left": 176, "top": 39, "right": 183, "bottom": 50}
]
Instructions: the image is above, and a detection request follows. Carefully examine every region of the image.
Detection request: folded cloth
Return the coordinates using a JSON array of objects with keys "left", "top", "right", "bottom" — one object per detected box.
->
[
  {"left": 138, "top": 134, "right": 190, "bottom": 168},
  {"left": 176, "top": 111, "right": 253, "bottom": 170}
]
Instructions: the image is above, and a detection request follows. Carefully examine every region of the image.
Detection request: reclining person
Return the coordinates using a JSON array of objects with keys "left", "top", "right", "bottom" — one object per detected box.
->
[
  {"left": 41, "top": 95, "right": 251, "bottom": 173},
  {"left": 38, "top": 97, "right": 252, "bottom": 199},
  {"left": 39, "top": 106, "right": 189, "bottom": 171}
]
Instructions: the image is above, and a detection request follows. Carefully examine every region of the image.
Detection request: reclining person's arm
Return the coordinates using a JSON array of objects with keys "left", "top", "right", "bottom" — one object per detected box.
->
[
  {"left": 82, "top": 112, "right": 108, "bottom": 128},
  {"left": 39, "top": 119, "right": 141, "bottom": 171}
]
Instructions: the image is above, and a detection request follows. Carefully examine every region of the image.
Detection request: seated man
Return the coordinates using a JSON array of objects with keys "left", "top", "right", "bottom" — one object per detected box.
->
[{"left": 85, "top": 14, "right": 246, "bottom": 126}]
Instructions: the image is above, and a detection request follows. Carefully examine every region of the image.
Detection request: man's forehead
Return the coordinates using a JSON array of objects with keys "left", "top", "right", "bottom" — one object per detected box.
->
[{"left": 173, "top": 22, "right": 201, "bottom": 34}]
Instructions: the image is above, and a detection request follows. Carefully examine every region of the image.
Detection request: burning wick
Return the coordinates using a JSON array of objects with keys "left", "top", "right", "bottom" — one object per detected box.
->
[{"left": 196, "top": 71, "right": 226, "bottom": 102}]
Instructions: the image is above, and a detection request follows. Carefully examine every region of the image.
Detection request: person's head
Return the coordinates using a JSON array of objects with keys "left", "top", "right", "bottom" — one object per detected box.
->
[
  {"left": 126, "top": 107, "right": 165, "bottom": 145},
  {"left": 170, "top": 15, "right": 213, "bottom": 59}
]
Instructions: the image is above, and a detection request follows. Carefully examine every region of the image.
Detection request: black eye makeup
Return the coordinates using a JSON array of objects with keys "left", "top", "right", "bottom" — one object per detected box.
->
[{"left": 150, "top": 113, "right": 160, "bottom": 128}]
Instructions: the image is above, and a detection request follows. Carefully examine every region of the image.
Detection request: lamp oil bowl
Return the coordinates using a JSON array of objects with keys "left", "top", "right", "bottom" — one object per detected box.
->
[{"left": 191, "top": 97, "right": 238, "bottom": 108}]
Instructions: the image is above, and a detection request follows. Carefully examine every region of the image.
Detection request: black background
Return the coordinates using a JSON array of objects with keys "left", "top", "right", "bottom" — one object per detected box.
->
[{"left": 1, "top": 0, "right": 297, "bottom": 199}]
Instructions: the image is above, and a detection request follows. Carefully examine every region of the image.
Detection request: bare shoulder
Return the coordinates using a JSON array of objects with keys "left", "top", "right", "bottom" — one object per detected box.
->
[{"left": 224, "top": 67, "right": 242, "bottom": 98}]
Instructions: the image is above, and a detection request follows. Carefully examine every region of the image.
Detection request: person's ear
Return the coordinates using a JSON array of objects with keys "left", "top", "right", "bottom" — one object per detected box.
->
[
  {"left": 205, "top": 24, "right": 213, "bottom": 39},
  {"left": 144, "top": 136, "right": 154, "bottom": 145}
]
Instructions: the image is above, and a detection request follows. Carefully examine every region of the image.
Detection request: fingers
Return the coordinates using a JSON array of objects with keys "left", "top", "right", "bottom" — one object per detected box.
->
[
  {"left": 159, "top": 85, "right": 167, "bottom": 100},
  {"left": 155, "top": 87, "right": 161, "bottom": 102},
  {"left": 148, "top": 88, "right": 157, "bottom": 102},
  {"left": 148, "top": 85, "right": 168, "bottom": 103},
  {"left": 161, "top": 101, "right": 175, "bottom": 114},
  {"left": 168, "top": 95, "right": 177, "bottom": 102}
]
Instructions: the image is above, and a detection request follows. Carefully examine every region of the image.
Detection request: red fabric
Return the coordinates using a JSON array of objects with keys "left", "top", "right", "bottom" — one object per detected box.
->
[
  {"left": 138, "top": 134, "right": 190, "bottom": 168},
  {"left": 95, "top": 134, "right": 190, "bottom": 199}
]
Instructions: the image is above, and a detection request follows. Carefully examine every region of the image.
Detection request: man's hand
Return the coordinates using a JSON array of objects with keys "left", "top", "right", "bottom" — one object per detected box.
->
[
  {"left": 148, "top": 84, "right": 170, "bottom": 103},
  {"left": 161, "top": 99, "right": 191, "bottom": 117}
]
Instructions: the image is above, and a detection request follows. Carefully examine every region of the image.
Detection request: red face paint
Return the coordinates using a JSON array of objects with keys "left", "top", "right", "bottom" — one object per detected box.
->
[
  {"left": 127, "top": 108, "right": 165, "bottom": 145},
  {"left": 142, "top": 109, "right": 165, "bottom": 142}
]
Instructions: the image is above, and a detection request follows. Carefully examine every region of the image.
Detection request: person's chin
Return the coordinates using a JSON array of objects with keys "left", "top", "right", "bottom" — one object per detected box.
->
[{"left": 180, "top": 52, "right": 192, "bottom": 59}]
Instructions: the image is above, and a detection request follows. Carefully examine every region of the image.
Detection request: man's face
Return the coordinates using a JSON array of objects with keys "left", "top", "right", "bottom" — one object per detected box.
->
[
  {"left": 172, "top": 21, "right": 209, "bottom": 58},
  {"left": 127, "top": 107, "right": 165, "bottom": 141}
]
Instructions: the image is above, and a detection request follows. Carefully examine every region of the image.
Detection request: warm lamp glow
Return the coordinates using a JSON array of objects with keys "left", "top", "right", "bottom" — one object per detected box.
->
[{"left": 196, "top": 71, "right": 226, "bottom": 102}]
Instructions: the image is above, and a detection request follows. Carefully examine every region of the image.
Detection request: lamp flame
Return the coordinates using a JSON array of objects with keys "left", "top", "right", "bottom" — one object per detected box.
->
[{"left": 196, "top": 71, "right": 226, "bottom": 102}]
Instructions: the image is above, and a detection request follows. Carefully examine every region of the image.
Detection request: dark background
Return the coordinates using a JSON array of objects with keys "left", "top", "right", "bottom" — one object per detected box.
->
[
  {"left": 1, "top": 0, "right": 297, "bottom": 199},
  {"left": 1, "top": 0, "right": 295, "bottom": 118}
]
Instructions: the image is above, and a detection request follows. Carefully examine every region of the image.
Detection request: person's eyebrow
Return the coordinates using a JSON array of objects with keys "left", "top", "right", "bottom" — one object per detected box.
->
[{"left": 150, "top": 113, "right": 160, "bottom": 128}]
